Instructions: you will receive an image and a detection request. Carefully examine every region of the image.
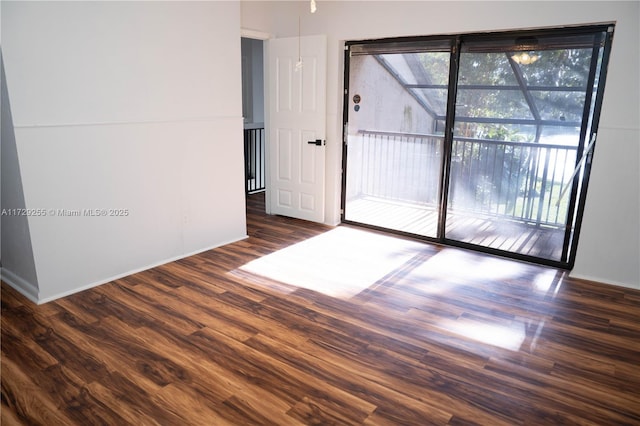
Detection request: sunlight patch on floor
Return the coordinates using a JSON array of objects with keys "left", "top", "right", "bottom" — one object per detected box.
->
[
  {"left": 238, "top": 225, "right": 562, "bottom": 352},
  {"left": 408, "top": 248, "right": 528, "bottom": 287},
  {"left": 437, "top": 318, "right": 527, "bottom": 351},
  {"left": 239, "top": 226, "right": 426, "bottom": 298},
  {"left": 533, "top": 269, "right": 564, "bottom": 294}
]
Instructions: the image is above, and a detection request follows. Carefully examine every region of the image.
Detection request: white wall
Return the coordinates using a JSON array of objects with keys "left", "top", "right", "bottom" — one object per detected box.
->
[
  {"left": 2, "top": 53, "right": 40, "bottom": 299},
  {"left": 241, "top": 1, "right": 640, "bottom": 289},
  {"left": 2, "top": 1, "right": 247, "bottom": 302}
]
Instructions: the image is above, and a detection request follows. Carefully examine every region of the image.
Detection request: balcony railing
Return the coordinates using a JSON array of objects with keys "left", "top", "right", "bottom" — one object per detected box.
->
[
  {"left": 351, "top": 130, "right": 578, "bottom": 227},
  {"left": 244, "top": 127, "right": 265, "bottom": 194}
]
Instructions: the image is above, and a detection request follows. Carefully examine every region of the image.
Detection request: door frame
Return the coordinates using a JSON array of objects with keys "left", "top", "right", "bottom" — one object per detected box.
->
[
  {"left": 241, "top": 29, "right": 329, "bottom": 224},
  {"left": 340, "top": 24, "right": 614, "bottom": 270},
  {"left": 241, "top": 29, "right": 272, "bottom": 212}
]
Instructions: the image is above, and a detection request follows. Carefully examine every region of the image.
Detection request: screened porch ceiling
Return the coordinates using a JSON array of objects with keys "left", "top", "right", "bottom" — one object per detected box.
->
[{"left": 373, "top": 44, "right": 598, "bottom": 143}]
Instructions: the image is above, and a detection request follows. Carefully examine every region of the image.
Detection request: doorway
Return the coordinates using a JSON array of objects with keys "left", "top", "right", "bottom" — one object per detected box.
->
[
  {"left": 342, "top": 25, "right": 613, "bottom": 269},
  {"left": 241, "top": 37, "right": 266, "bottom": 194},
  {"left": 241, "top": 33, "right": 328, "bottom": 223}
]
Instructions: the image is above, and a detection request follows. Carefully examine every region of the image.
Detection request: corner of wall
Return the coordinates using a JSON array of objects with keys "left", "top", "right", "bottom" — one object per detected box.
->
[
  {"left": 1, "top": 48, "right": 40, "bottom": 299},
  {"left": 1, "top": 268, "right": 39, "bottom": 304}
]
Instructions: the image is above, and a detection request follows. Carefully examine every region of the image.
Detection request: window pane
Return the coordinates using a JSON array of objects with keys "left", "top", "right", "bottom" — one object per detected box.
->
[
  {"left": 344, "top": 47, "right": 450, "bottom": 238},
  {"left": 456, "top": 89, "right": 532, "bottom": 119},
  {"left": 458, "top": 52, "right": 519, "bottom": 85},
  {"left": 519, "top": 48, "right": 592, "bottom": 87},
  {"left": 531, "top": 91, "right": 586, "bottom": 123},
  {"left": 446, "top": 35, "right": 602, "bottom": 262},
  {"left": 412, "top": 88, "right": 449, "bottom": 116}
]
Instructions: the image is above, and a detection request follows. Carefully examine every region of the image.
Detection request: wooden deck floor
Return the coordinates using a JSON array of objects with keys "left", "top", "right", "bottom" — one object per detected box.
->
[
  {"left": 346, "top": 196, "right": 565, "bottom": 260},
  {"left": 2, "top": 193, "right": 640, "bottom": 425}
]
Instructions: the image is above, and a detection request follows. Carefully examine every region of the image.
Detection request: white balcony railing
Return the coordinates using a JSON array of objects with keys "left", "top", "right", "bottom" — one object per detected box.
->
[{"left": 351, "top": 130, "right": 578, "bottom": 227}]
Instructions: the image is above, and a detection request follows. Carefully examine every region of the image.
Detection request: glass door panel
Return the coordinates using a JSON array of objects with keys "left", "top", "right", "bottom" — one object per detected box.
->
[
  {"left": 445, "top": 33, "right": 607, "bottom": 262},
  {"left": 343, "top": 43, "right": 451, "bottom": 238}
]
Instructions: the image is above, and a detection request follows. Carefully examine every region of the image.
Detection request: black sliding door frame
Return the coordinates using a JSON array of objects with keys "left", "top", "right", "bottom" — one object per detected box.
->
[
  {"left": 562, "top": 28, "right": 614, "bottom": 265},
  {"left": 341, "top": 24, "right": 614, "bottom": 270},
  {"left": 437, "top": 36, "right": 461, "bottom": 240}
]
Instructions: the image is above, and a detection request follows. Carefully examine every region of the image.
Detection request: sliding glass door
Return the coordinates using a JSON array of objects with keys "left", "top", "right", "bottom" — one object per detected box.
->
[
  {"left": 342, "top": 26, "right": 613, "bottom": 268},
  {"left": 445, "top": 31, "right": 609, "bottom": 263},
  {"left": 343, "top": 40, "right": 452, "bottom": 238}
]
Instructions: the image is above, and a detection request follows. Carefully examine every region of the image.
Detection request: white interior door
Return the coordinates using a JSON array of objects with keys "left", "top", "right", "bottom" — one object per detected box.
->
[{"left": 266, "top": 34, "right": 326, "bottom": 223}]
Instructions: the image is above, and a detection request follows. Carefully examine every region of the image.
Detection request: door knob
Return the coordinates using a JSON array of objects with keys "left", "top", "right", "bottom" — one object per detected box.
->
[{"left": 307, "top": 139, "right": 324, "bottom": 146}]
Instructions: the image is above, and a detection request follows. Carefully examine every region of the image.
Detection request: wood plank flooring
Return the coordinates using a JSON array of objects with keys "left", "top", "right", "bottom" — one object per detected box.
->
[{"left": 2, "top": 192, "right": 640, "bottom": 425}]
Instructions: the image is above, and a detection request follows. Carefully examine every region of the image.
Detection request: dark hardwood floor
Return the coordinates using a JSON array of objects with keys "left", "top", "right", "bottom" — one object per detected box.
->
[{"left": 2, "top": 192, "right": 640, "bottom": 425}]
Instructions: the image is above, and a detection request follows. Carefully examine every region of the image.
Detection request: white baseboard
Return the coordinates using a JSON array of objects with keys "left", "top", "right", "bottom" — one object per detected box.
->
[
  {"left": 569, "top": 271, "right": 640, "bottom": 291},
  {"left": 1, "top": 268, "right": 40, "bottom": 304},
  {"left": 5, "top": 235, "right": 249, "bottom": 305}
]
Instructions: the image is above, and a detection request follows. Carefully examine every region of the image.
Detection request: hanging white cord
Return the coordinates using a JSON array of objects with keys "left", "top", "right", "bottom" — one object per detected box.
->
[
  {"left": 555, "top": 133, "right": 597, "bottom": 206},
  {"left": 295, "top": 16, "right": 303, "bottom": 70}
]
